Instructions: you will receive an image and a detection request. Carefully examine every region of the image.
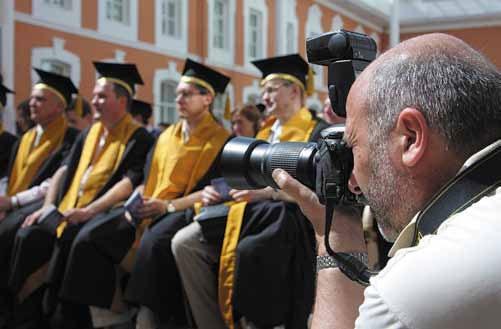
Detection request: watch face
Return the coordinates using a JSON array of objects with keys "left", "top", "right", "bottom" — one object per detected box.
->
[{"left": 167, "top": 202, "right": 176, "bottom": 213}]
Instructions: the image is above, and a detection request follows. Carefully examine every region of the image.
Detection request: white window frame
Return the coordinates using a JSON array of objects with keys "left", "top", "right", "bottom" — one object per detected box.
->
[
  {"left": 274, "top": 0, "right": 298, "bottom": 55},
  {"left": 98, "top": 0, "right": 138, "bottom": 41},
  {"left": 31, "top": 37, "right": 80, "bottom": 87},
  {"left": 242, "top": 79, "right": 261, "bottom": 105},
  {"left": 155, "top": 0, "right": 188, "bottom": 54},
  {"left": 207, "top": 0, "right": 236, "bottom": 65},
  {"left": 306, "top": 4, "right": 324, "bottom": 90},
  {"left": 154, "top": 61, "right": 181, "bottom": 125},
  {"left": 244, "top": 0, "right": 268, "bottom": 69},
  {"left": 32, "top": 0, "right": 81, "bottom": 28}
]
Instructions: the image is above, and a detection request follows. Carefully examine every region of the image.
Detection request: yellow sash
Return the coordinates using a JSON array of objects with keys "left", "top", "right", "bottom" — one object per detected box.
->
[
  {"left": 57, "top": 114, "right": 140, "bottom": 236},
  {"left": 219, "top": 107, "right": 316, "bottom": 328},
  {"left": 7, "top": 116, "right": 67, "bottom": 196},
  {"left": 136, "top": 113, "right": 230, "bottom": 238}
]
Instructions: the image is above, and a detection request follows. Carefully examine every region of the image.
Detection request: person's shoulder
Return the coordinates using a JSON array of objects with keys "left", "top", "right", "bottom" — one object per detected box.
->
[
  {"left": 131, "top": 126, "right": 155, "bottom": 144},
  {"left": 367, "top": 190, "right": 501, "bottom": 329}
]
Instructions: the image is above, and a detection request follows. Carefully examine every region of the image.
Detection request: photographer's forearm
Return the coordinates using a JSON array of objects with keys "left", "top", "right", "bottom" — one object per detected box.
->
[{"left": 312, "top": 208, "right": 367, "bottom": 329}]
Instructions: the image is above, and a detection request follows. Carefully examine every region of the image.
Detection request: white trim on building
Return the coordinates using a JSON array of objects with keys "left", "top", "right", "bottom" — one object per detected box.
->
[
  {"left": 31, "top": 37, "right": 81, "bottom": 86},
  {"left": 331, "top": 14, "right": 344, "bottom": 31},
  {"left": 98, "top": 0, "right": 138, "bottom": 41},
  {"left": 1, "top": 0, "right": 15, "bottom": 132},
  {"left": 207, "top": 0, "right": 236, "bottom": 66},
  {"left": 155, "top": 0, "right": 188, "bottom": 54},
  {"left": 275, "top": 0, "right": 298, "bottom": 55},
  {"left": 32, "top": 0, "right": 81, "bottom": 28},
  {"left": 243, "top": 0, "right": 268, "bottom": 71},
  {"left": 153, "top": 61, "right": 181, "bottom": 125}
]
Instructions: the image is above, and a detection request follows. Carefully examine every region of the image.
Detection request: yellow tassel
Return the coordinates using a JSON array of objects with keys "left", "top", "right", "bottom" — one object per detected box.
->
[
  {"left": 74, "top": 95, "right": 83, "bottom": 117},
  {"left": 224, "top": 95, "right": 232, "bottom": 120},
  {"left": 306, "top": 66, "right": 315, "bottom": 96}
]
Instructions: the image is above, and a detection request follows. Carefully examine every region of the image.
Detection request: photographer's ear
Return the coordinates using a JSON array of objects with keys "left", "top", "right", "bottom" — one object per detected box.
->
[{"left": 395, "top": 108, "right": 428, "bottom": 168}]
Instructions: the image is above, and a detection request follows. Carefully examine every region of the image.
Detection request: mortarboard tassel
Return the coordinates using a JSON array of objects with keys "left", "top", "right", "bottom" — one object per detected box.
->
[
  {"left": 306, "top": 66, "right": 315, "bottom": 96},
  {"left": 74, "top": 95, "right": 83, "bottom": 117}
]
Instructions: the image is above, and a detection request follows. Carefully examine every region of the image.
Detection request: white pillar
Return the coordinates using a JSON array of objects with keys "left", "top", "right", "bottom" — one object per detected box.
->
[
  {"left": 390, "top": 0, "right": 400, "bottom": 48},
  {"left": 1, "top": 0, "right": 15, "bottom": 133}
]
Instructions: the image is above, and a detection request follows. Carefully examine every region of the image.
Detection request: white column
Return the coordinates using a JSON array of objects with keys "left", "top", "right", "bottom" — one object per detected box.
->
[
  {"left": 389, "top": 0, "right": 400, "bottom": 48},
  {"left": 1, "top": 0, "right": 15, "bottom": 133}
]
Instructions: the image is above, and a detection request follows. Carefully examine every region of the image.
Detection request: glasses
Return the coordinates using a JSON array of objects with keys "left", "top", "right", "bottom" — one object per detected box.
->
[
  {"left": 260, "top": 83, "right": 290, "bottom": 97},
  {"left": 176, "top": 91, "right": 202, "bottom": 99}
]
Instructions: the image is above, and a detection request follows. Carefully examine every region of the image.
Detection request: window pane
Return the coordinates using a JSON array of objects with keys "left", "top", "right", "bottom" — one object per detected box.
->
[
  {"left": 40, "top": 59, "right": 71, "bottom": 77},
  {"left": 213, "top": 0, "right": 227, "bottom": 50},
  {"left": 286, "top": 22, "right": 295, "bottom": 53},
  {"left": 106, "top": 0, "right": 129, "bottom": 24},
  {"left": 248, "top": 9, "right": 262, "bottom": 58},
  {"left": 160, "top": 80, "right": 178, "bottom": 124}
]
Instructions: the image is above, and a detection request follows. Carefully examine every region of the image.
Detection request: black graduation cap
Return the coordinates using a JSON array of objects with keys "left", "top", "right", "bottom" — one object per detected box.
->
[
  {"left": 181, "top": 58, "right": 230, "bottom": 96},
  {"left": 33, "top": 68, "right": 78, "bottom": 106},
  {"left": 0, "top": 74, "right": 15, "bottom": 107},
  {"left": 252, "top": 54, "right": 314, "bottom": 95},
  {"left": 93, "top": 62, "right": 143, "bottom": 96},
  {"left": 129, "top": 99, "right": 152, "bottom": 123}
]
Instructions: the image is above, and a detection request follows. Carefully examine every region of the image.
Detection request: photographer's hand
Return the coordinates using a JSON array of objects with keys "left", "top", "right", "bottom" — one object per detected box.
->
[{"left": 273, "top": 168, "right": 365, "bottom": 329}]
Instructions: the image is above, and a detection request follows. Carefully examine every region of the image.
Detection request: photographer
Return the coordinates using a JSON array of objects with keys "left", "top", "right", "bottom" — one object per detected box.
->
[{"left": 274, "top": 33, "right": 501, "bottom": 329}]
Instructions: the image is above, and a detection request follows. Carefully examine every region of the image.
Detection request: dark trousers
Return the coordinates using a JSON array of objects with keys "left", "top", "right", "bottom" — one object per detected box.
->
[
  {"left": 125, "top": 210, "right": 191, "bottom": 325},
  {"left": 58, "top": 207, "right": 135, "bottom": 308},
  {"left": 0, "top": 201, "right": 43, "bottom": 323}
]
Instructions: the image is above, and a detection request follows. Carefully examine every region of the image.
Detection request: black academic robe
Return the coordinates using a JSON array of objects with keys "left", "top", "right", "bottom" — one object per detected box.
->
[
  {"left": 0, "top": 126, "right": 78, "bottom": 328},
  {"left": 0, "top": 131, "right": 18, "bottom": 179},
  {"left": 5, "top": 127, "right": 153, "bottom": 328},
  {"left": 232, "top": 120, "right": 328, "bottom": 329},
  {"left": 56, "top": 137, "right": 227, "bottom": 327}
]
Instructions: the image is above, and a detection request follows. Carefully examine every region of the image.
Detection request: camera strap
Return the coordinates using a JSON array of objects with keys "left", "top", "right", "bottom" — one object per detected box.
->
[
  {"left": 324, "top": 199, "right": 376, "bottom": 286},
  {"left": 414, "top": 143, "right": 501, "bottom": 244}
]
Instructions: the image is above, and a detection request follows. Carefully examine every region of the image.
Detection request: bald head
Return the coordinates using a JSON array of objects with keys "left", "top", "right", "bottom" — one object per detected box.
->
[{"left": 350, "top": 32, "right": 501, "bottom": 159}]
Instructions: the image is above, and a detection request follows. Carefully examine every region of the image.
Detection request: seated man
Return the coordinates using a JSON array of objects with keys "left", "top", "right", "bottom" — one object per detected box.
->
[
  {"left": 55, "top": 59, "right": 231, "bottom": 329},
  {"left": 276, "top": 33, "right": 501, "bottom": 329},
  {"left": 172, "top": 54, "right": 328, "bottom": 329},
  {"left": 5, "top": 62, "right": 154, "bottom": 329},
  {"left": 0, "top": 69, "right": 79, "bottom": 325}
]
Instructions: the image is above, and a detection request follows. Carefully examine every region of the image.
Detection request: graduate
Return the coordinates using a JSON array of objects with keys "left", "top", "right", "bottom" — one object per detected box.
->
[
  {"left": 56, "top": 59, "right": 231, "bottom": 329},
  {"left": 172, "top": 54, "right": 328, "bottom": 329},
  {"left": 5, "top": 62, "right": 154, "bottom": 329},
  {"left": 0, "top": 76, "right": 17, "bottom": 180}
]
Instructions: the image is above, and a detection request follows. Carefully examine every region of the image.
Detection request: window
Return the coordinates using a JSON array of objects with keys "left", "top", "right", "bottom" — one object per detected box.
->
[
  {"left": 248, "top": 9, "right": 263, "bottom": 59},
  {"left": 33, "top": 0, "right": 81, "bottom": 27},
  {"left": 40, "top": 59, "right": 71, "bottom": 77},
  {"left": 286, "top": 22, "right": 295, "bottom": 54},
  {"left": 213, "top": 0, "right": 228, "bottom": 50},
  {"left": 158, "top": 80, "right": 178, "bottom": 124},
  {"left": 274, "top": 0, "right": 297, "bottom": 55},
  {"left": 161, "top": 0, "right": 181, "bottom": 38},
  {"left": 106, "top": 0, "right": 129, "bottom": 24},
  {"left": 244, "top": 0, "right": 268, "bottom": 69},
  {"left": 156, "top": 0, "right": 187, "bottom": 53},
  {"left": 44, "top": 0, "right": 71, "bottom": 9},
  {"left": 31, "top": 38, "right": 81, "bottom": 86},
  {"left": 207, "top": 0, "right": 235, "bottom": 65},
  {"left": 98, "top": 0, "right": 137, "bottom": 41}
]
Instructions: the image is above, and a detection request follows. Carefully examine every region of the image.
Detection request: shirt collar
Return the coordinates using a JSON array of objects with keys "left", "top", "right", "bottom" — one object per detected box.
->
[{"left": 388, "top": 139, "right": 501, "bottom": 256}]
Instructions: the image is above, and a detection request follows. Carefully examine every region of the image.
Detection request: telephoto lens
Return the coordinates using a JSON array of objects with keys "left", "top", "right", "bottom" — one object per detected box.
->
[{"left": 221, "top": 136, "right": 318, "bottom": 190}]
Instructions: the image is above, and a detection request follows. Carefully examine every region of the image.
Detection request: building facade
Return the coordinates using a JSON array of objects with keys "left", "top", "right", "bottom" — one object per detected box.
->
[{"left": 0, "top": 0, "right": 384, "bottom": 131}]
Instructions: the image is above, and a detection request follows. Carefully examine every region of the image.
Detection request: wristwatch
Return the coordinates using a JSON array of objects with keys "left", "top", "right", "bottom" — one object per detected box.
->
[
  {"left": 165, "top": 200, "right": 176, "bottom": 213},
  {"left": 316, "top": 252, "right": 368, "bottom": 272}
]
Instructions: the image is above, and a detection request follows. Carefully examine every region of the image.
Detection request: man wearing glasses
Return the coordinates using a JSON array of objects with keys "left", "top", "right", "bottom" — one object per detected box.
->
[
  {"left": 172, "top": 54, "right": 328, "bottom": 329},
  {"left": 54, "top": 59, "right": 231, "bottom": 329}
]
